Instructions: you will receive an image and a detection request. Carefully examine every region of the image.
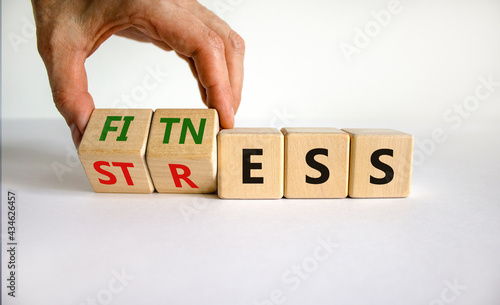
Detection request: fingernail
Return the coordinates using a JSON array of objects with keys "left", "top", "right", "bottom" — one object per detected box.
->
[
  {"left": 70, "top": 123, "right": 82, "bottom": 149},
  {"left": 230, "top": 107, "right": 235, "bottom": 127}
]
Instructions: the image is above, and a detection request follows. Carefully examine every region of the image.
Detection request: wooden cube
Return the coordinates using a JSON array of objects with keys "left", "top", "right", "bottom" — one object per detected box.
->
[
  {"left": 78, "top": 109, "right": 154, "bottom": 193},
  {"left": 341, "top": 129, "right": 414, "bottom": 198},
  {"left": 146, "top": 109, "right": 219, "bottom": 193},
  {"left": 217, "top": 128, "right": 284, "bottom": 199},
  {"left": 282, "top": 128, "right": 349, "bottom": 198}
]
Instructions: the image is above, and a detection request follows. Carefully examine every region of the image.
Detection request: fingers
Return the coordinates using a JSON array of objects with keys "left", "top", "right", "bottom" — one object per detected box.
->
[
  {"left": 145, "top": 4, "right": 238, "bottom": 128},
  {"left": 176, "top": 52, "right": 207, "bottom": 105},
  {"left": 115, "top": 27, "right": 175, "bottom": 52},
  {"left": 189, "top": 6, "right": 245, "bottom": 114},
  {"left": 40, "top": 46, "right": 95, "bottom": 148}
]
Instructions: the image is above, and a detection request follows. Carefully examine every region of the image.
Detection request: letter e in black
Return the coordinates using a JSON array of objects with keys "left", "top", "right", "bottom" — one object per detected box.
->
[{"left": 242, "top": 149, "right": 264, "bottom": 184}]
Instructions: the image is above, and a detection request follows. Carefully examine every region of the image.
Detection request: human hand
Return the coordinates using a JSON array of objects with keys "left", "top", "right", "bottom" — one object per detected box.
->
[{"left": 31, "top": 0, "right": 245, "bottom": 147}]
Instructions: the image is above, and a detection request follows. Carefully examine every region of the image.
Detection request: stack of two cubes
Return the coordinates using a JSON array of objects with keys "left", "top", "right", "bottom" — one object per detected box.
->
[
  {"left": 79, "top": 109, "right": 414, "bottom": 198},
  {"left": 78, "top": 108, "right": 218, "bottom": 194}
]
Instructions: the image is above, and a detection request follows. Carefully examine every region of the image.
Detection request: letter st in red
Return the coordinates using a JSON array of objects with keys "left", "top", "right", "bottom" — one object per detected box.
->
[{"left": 78, "top": 109, "right": 155, "bottom": 193}]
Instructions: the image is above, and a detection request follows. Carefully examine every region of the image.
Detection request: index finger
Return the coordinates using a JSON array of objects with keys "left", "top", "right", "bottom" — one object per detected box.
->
[{"left": 140, "top": 4, "right": 235, "bottom": 128}]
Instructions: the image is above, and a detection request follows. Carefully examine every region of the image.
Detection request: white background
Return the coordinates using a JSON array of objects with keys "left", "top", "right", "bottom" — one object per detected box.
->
[
  {"left": 3, "top": 0, "right": 500, "bottom": 125},
  {"left": 2, "top": 0, "right": 500, "bottom": 304}
]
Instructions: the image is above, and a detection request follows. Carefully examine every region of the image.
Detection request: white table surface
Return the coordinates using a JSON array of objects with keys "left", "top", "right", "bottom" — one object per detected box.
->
[{"left": 2, "top": 118, "right": 500, "bottom": 305}]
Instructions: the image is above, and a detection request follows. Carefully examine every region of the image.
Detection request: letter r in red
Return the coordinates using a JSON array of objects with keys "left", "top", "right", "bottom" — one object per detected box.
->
[{"left": 168, "top": 164, "right": 199, "bottom": 188}]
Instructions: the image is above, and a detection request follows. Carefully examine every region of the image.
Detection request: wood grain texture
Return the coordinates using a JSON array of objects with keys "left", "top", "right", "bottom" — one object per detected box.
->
[
  {"left": 146, "top": 109, "right": 218, "bottom": 193},
  {"left": 282, "top": 128, "right": 349, "bottom": 198},
  {"left": 78, "top": 108, "right": 154, "bottom": 193},
  {"left": 217, "top": 128, "right": 284, "bottom": 199},
  {"left": 342, "top": 129, "right": 414, "bottom": 198}
]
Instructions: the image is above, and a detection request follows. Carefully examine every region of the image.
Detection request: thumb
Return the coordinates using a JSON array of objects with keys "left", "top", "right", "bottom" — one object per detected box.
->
[{"left": 42, "top": 48, "right": 95, "bottom": 148}]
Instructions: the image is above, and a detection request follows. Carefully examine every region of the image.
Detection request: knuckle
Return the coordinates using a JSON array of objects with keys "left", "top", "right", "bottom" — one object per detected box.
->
[
  {"left": 36, "top": 41, "right": 50, "bottom": 59},
  {"left": 36, "top": 31, "right": 53, "bottom": 59},
  {"left": 228, "top": 30, "right": 245, "bottom": 54},
  {"left": 36, "top": 31, "right": 64, "bottom": 62},
  {"left": 52, "top": 89, "right": 71, "bottom": 110},
  {"left": 205, "top": 30, "right": 226, "bottom": 55},
  {"left": 35, "top": 21, "right": 85, "bottom": 61}
]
